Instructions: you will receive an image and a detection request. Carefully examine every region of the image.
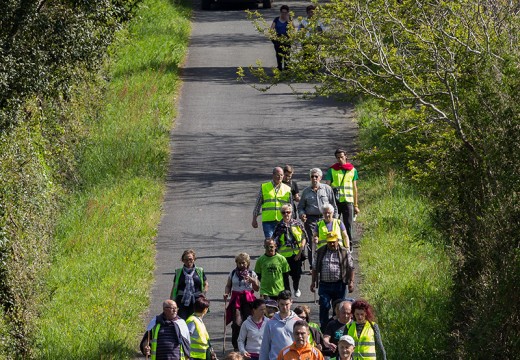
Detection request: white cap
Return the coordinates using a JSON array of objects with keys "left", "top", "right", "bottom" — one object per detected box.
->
[{"left": 338, "top": 335, "right": 355, "bottom": 347}]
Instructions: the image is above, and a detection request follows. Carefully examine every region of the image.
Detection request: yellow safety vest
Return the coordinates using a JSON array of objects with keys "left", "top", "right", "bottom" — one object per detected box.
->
[
  {"left": 186, "top": 315, "right": 210, "bottom": 359},
  {"left": 347, "top": 321, "right": 376, "bottom": 359},
  {"left": 331, "top": 168, "right": 355, "bottom": 203},
  {"left": 278, "top": 225, "right": 304, "bottom": 257},
  {"left": 316, "top": 219, "right": 344, "bottom": 249},
  {"left": 261, "top": 182, "right": 291, "bottom": 222},
  {"left": 150, "top": 323, "right": 186, "bottom": 360},
  {"left": 170, "top": 267, "right": 205, "bottom": 300}
]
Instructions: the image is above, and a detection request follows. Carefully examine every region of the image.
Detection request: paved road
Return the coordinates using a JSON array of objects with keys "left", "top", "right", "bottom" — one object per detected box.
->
[{"left": 145, "top": 1, "right": 358, "bottom": 357}]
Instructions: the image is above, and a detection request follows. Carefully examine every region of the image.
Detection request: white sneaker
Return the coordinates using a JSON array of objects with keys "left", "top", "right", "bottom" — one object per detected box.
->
[{"left": 295, "top": 289, "right": 301, "bottom": 298}]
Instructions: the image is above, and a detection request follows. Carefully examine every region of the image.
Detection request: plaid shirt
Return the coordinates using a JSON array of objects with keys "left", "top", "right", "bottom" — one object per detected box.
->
[{"left": 319, "top": 248, "right": 341, "bottom": 282}]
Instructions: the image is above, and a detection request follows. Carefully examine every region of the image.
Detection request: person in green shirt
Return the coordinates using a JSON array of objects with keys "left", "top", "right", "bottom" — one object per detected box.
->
[{"left": 254, "top": 239, "right": 290, "bottom": 299}]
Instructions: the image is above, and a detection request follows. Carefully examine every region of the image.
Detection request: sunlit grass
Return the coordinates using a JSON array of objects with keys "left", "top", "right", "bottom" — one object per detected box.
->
[
  {"left": 357, "top": 172, "right": 453, "bottom": 359},
  {"left": 35, "top": 0, "right": 191, "bottom": 358}
]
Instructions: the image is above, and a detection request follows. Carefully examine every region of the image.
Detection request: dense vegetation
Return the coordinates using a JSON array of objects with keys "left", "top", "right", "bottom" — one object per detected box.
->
[
  {"left": 243, "top": 0, "right": 520, "bottom": 357},
  {"left": 1, "top": 0, "right": 190, "bottom": 358}
]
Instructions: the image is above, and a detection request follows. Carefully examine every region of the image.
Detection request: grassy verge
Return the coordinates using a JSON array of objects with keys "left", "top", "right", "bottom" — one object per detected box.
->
[
  {"left": 356, "top": 171, "right": 453, "bottom": 359},
  {"left": 35, "top": 0, "right": 191, "bottom": 358}
]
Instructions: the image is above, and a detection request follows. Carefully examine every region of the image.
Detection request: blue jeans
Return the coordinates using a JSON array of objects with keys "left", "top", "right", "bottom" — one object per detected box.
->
[
  {"left": 318, "top": 281, "right": 346, "bottom": 329},
  {"left": 262, "top": 221, "right": 278, "bottom": 239}
]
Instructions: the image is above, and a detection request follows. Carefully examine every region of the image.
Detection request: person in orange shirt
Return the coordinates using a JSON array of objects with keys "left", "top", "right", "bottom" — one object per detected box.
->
[{"left": 277, "top": 320, "right": 324, "bottom": 360}]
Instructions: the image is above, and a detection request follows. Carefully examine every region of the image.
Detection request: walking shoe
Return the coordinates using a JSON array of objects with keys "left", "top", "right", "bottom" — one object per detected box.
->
[{"left": 295, "top": 289, "right": 301, "bottom": 298}]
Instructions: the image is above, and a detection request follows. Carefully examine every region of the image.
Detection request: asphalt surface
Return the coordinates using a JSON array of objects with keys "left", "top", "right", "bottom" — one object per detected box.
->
[{"left": 143, "top": 1, "right": 359, "bottom": 357}]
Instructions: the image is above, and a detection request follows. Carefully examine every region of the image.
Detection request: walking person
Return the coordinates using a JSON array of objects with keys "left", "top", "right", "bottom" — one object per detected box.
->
[
  {"left": 270, "top": 5, "right": 293, "bottom": 71},
  {"left": 254, "top": 238, "right": 290, "bottom": 300},
  {"left": 237, "top": 299, "right": 268, "bottom": 360},
  {"left": 282, "top": 165, "right": 300, "bottom": 219},
  {"left": 276, "top": 320, "right": 324, "bottom": 360},
  {"left": 313, "top": 204, "right": 349, "bottom": 254},
  {"left": 259, "top": 290, "right": 301, "bottom": 360},
  {"left": 272, "top": 204, "right": 307, "bottom": 297},
  {"left": 311, "top": 234, "right": 355, "bottom": 329},
  {"left": 344, "top": 300, "right": 386, "bottom": 360},
  {"left": 294, "top": 305, "right": 325, "bottom": 352},
  {"left": 323, "top": 300, "right": 353, "bottom": 357},
  {"left": 324, "top": 149, "right": 359, "bottom": 248},
  {"left": 140, "top": 299, "right": 191, "bottom": 360},
  {"left": 186, "top": 296, "right": 217, "bottom": 360},
  {"left": 224, "top": 253, "right": 259, "bottom": 352},
  {"left": 252, "top": 167, "right": 293, "bottom": 239},
  {"left": 298, "top": 168, "right": 337, "bottom": 270},
  {"left": 170, "top": 249, "right": 208, "bottom": 320}
]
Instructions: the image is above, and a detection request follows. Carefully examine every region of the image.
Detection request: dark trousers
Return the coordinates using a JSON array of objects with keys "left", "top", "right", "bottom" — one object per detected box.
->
[
  {"left": 273, "top": 41, "right": 290, "bottom": 70},
  {"left": 338, "top": 202, "right": 354, "bottom": 248},
  {"left": 318, "top": 281, "right": 346, "bottom": 329},
  {"left": 304, "top": 215, "right": 321, "bottom": 269},
  {"left": 286, "top": 254, "right": 303, "bottom": 292}
]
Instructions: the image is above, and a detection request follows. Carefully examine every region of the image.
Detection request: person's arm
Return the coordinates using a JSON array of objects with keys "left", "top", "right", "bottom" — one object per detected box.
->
[
  {"left": 249, "top": 272, "right": 260, "bottom": 292},
  {"left": 353, "top": 179, "right": 359, "bottom": 214},
  {"left": 139, "top": 330, "right": 151, "bottom": 356},
  {"left": 224, "top": 276, "right": 232, "bottom": 299},
  {"left": 329, "top": 186, "right": 339, "bottom": 218},
  {"left": 297, "top": 189, "right": 307, "bottom": 221},
  {"left": 322, "top": 323, "right": 337, "bottom": 352},
  {"left": 341, "top": 229, "right": 349, "bottom": 250},
  {"left": 237, "top": 321, "right": 249, "bottom": 356},
  {"left": 252, "top": 188, "right": 263, "bottom": 228},
  {"left": 373, "top": 323, "right": 387, "bottom": 360}
]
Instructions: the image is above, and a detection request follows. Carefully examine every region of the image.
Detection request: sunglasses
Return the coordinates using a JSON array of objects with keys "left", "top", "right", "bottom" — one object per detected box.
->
[{"left": 281, "top": 210, "right": 292, "bottom": 214}]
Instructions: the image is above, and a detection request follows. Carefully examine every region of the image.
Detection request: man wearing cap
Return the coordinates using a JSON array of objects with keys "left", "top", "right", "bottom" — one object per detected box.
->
[
  {"left": 310, "top": 234, "right": 354, "bottom": 329},
  {"left": 276, "top": 320, "right": 324, "bottom": 360},
  {"left": 331, "top": 335, "right": 355, "bottom": 360},
  {"left": 252, "top": 167, "right": 293, "bottom": 238},
  {"left": 298, "top": 168, "right": 337, "bottom": 270},
  {"left": 324, "top": 149, "right": 359, "bottom": 247}
]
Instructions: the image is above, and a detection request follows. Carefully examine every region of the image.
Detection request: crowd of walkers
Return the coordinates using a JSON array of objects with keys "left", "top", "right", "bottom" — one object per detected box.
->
[{"left": 140, "top": 149, "right": 386, "bottom": 359}]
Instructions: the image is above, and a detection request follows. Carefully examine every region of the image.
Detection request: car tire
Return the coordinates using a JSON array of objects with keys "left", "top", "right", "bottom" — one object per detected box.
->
[
  {"left": 201, "top": 0, "right": 211, "bottom": 10},
  {"left": 263, "top": 0, "right": 271, "bottom": 9}
]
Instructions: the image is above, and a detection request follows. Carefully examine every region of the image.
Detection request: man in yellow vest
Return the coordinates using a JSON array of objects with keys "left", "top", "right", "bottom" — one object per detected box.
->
[
  {"left": 252, "top": 167, "right": 293, "bottom": 238},
  {"left": 324, "top": 149, "right": 359, "bottom": 249},
  {"left": 140, "top": 299, "right": 191, "bottom": 360}
]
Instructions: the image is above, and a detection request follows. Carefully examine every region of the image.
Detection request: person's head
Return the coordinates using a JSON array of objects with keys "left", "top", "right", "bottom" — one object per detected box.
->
[
  {"left": 280, "top": 4, "right": 290, "bottom": 19},
  {"left": 334, "top": 148, "right": 348, "bottom": 164},
  {"left": 338, "top": 300, "right": 353, "bottom": 324},
  {"left": 181, "top": 249, "right": 196, "bottom": 268},
  {"left": 162, "top": 299, "right": 179, "bottom": 320},
  {"left": 293, "top": 305, "right": 311, "bottom": 323},
  {"left": 351, "top": 299, "right": 375, "bottom": 324},
  {"left": 309, "top": 168, "right": 322, "bottom": 186},
  {"left": 292, "top": 320, "right": 309, "bottom": 347},
  {"left": 277, "top": 290, "right": 293, "bottom": 315},
  {"left": 224, "top": 352, "right": 244, "bottom": 360},
  {"left": 251, "top": 298, "right": 266, "bottom": 318},
  {"left": 281, "top": 204, "right": 293, "bottom": 222},
  {"left": 272, "top": 167, "right": 284, "bottom": 185},
  {"left": 235, "top": 252, "right": 250, "bottom": 270},
  {"left": 265, "top": 299, "right": 279, "bottom": 318},
  {"left": 337, "top": 335, "right": 355, "bottom": 359},
  {"left": 332, "top": 298, "right": 343, "bottom": 319},
  {"left": 321, "top": 203, "right": 335, "bottom": 222},
  {"left": 326, "top": 233, "right": 339, "bottom": 251},
  {"left": 306, "top": 4, "right": 316, "bottom": 17},
  {"left": 193, "top": 295, "right": 210, "bottom": 316},
  {"left": 264, "top": 238, "right": 277, "bottom": 256},
  {"left": 283, "top": 165, "right": 294, "bottom": 182}
]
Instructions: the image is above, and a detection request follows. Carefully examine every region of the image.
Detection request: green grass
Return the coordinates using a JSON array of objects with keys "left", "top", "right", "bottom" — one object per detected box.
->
[
  {"left": 356, "top": 171, "right": 453, "bottom": 359},
  {"left": 35, "top": 0, "right": 191, "bottom": 358}
]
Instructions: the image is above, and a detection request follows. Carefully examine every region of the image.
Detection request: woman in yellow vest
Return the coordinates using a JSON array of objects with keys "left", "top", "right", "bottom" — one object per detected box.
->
[
  {"left": 272, "top": 204, "right": 308, "bottom": 298},
  {"left": 344, "top": 299, "right": 386, "bottom": 360},
  {"left": 313, "top": 203, "right": 350, "bottom": 258},
  {"left": 186, "top": 296, "right": 217, "bottom": 360}
]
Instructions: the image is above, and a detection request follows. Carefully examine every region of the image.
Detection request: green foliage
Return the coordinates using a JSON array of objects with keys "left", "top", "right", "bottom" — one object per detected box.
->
[
  {"left": 358, "top": 172, "right": 452, "bottom": 359},
  {"left": 244, "top": 0, "right": 520, "bottom": 356},
  {"left": 33, "top": 0, "right": 191, "bottom": 358}
]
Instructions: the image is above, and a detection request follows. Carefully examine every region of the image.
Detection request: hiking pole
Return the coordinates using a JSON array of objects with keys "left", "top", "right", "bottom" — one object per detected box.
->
[{"left": 223, "top": 296, "right": 228, "bottom": 353}]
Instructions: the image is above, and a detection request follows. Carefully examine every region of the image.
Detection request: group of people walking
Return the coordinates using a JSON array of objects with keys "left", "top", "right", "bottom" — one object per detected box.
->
[{"left": 140, "top": 148, "right": 386, "bottom": 359}]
